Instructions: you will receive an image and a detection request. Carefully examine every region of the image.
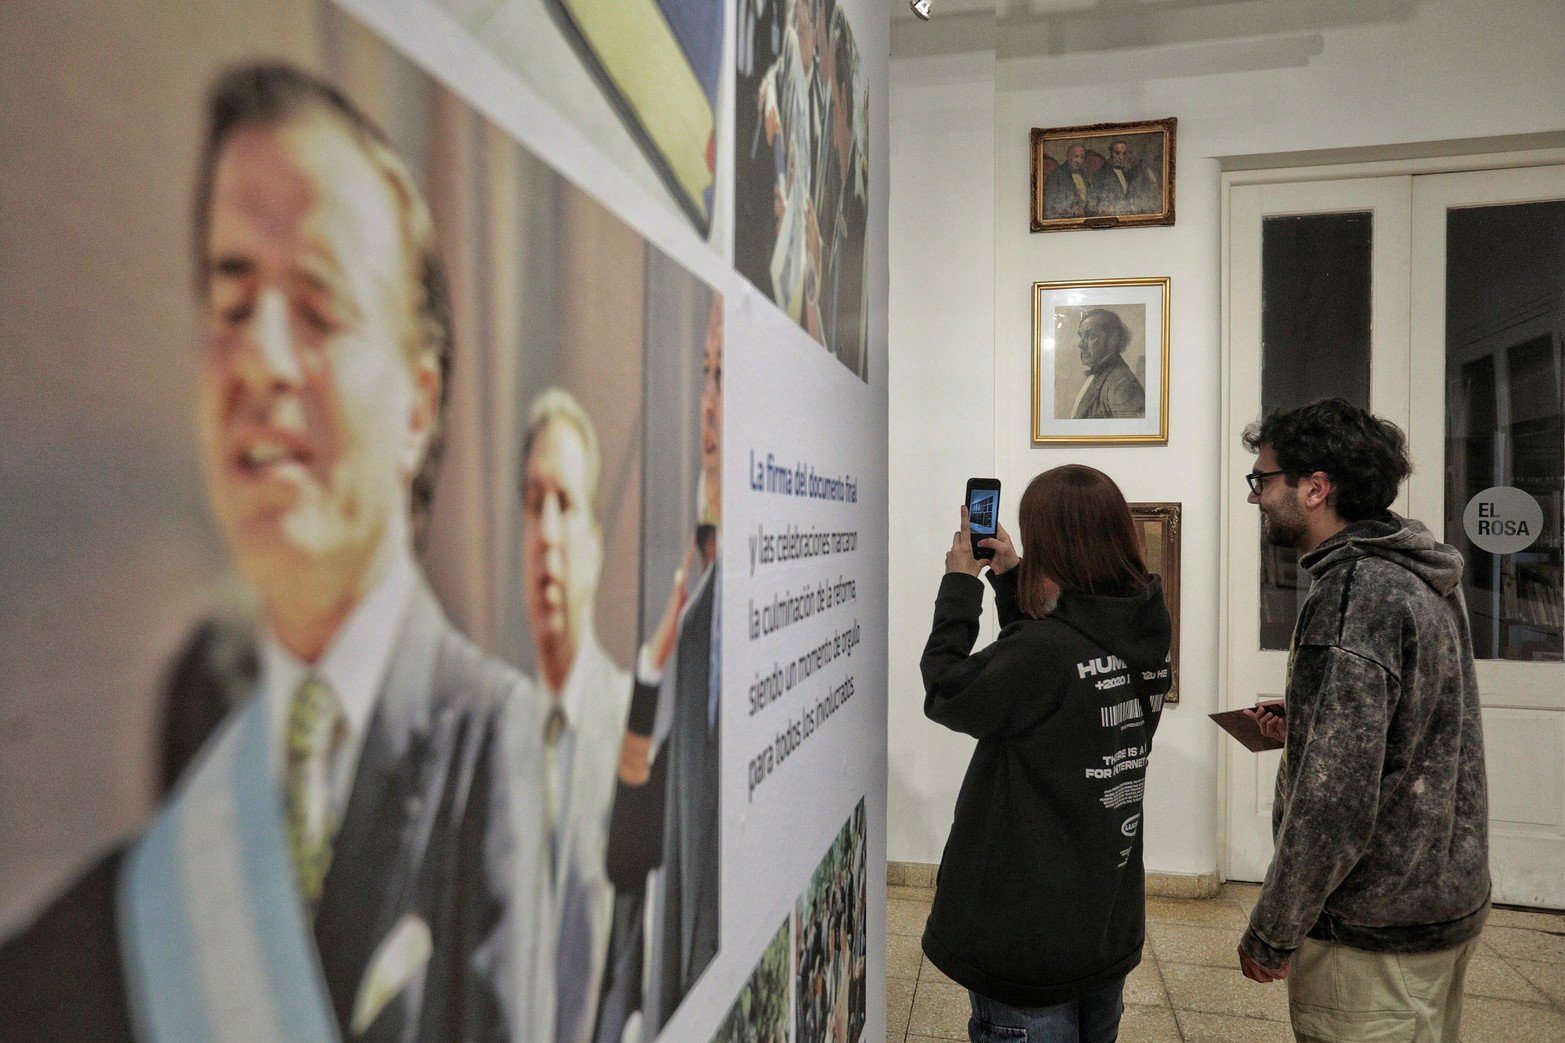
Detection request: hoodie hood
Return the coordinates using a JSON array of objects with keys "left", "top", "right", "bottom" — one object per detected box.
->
[
  {"left": 1302, "top": 513, "right": 1465, "bottom": 597},
  {"left": 1049, "top": 576, "right": 1171, "bottom": 671}
]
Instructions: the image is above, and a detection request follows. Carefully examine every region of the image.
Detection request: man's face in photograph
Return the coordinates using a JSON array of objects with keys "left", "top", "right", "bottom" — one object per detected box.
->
[
  {"left": 523, "top": 418, "right": 602, "bottom": 678},
  {"left": 1077, "top": 312, "right": 1122, "bottom": 374},
  {"left": 198, "top": 115, "right": 433, "bottom": 594}
]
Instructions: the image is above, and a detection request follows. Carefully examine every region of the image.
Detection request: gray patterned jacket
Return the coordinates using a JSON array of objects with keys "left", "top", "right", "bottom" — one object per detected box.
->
[{"left": 1240, "top": 515, "right": 1490, "bottom": 968}]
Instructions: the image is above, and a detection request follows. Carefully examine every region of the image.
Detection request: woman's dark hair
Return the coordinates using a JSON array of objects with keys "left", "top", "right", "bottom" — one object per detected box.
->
[
  {"left": 1016, "top": 465, "right": 1149, "bottom": 617},
  {"left": 1241, "top": 398, "right": 1411, "bottom": 521}
]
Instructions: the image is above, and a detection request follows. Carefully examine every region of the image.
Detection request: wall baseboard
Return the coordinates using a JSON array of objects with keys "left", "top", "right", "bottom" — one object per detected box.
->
[{"left": 888, "top": 861, "right": 1220, "bottom": 900}]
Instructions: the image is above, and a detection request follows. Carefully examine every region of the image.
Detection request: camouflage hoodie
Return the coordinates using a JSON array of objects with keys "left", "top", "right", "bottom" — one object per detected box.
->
[{"left": 1239, "top": 514, "right": 1490, "bottom": 969}]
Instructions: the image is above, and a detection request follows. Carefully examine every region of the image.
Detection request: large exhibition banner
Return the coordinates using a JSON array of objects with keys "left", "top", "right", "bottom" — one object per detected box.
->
[{"left": 0, "top": 2, "right": 888, "bottom": 1042}]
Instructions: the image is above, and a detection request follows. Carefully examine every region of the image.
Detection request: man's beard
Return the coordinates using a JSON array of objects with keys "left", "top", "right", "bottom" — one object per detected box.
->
[{"left": 1262, "top": 508, "right": 1306, "bottom": 548}]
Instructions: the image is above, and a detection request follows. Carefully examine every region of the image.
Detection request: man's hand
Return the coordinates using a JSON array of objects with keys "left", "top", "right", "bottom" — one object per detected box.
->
[
  {"left": 648, "top": 542, "right": 696, "bottom": 673},
  {"left": 1243, "top": 700, "right": 1288, "bottom": 744},
  {"left": 617, "top": 732, "right": 653, "bottom": 786},
  {"left": 979, "top": 522, "right": 1020, "bottom": 575},
  {"left": 946, "top": 507, "right": 983, "bottom": 576},
  {"left": 1238, "top": 947, "right": 1289, "bottom": 983}
]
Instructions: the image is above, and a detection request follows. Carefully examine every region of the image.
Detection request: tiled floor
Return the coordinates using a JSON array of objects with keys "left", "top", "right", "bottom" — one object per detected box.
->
[{"left": 885, "top": 883, "right": 1565, "bottom": 1042}]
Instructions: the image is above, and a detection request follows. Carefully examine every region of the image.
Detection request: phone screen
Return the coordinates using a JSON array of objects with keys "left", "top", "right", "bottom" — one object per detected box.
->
[{"left": 966, "top": 479, "right": 1000, "bottom": 559}]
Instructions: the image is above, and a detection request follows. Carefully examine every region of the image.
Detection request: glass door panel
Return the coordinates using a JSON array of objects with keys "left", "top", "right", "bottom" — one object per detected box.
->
[
  {"left": 1258, "top": 211, "right": 1373, "bottom": 649},
  {"left": 1442, "top": 200, "right": 1565, "bottom": 662}
]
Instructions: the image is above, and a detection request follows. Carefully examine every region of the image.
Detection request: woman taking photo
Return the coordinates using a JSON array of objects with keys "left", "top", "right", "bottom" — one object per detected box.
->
[{"left": 920, "top": 464, "right": 1171, "bottom": 1043}]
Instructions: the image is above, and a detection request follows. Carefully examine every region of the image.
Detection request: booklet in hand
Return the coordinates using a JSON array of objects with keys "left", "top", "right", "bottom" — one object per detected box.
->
[{"left": 1210, "top": 707, "right": 1284, "bottom": 753}]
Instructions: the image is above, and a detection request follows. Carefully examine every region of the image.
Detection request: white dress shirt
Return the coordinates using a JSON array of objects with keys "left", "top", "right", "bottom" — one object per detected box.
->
[{"left": 259, "top": 546, "right": 418, "bottom": 820}]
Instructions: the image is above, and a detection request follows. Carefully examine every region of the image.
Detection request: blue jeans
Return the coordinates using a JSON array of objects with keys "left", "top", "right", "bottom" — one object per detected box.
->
[{"left": 967, "top": 977, "right": 1126, "bottom": 1043}]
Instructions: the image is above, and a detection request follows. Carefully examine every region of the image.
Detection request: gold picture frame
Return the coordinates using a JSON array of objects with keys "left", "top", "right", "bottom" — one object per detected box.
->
[
  {"left": 1030, "top": 117, "right": 1176, "bottom": 232},
  {"left": 1131, "top": 502, "right": 1181, "bottom": 704},
  {"left": 1032, "top": 277, "right": 1170, "bottom": 445}
]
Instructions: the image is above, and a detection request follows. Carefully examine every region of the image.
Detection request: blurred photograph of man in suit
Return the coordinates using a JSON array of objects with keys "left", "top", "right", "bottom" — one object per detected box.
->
[
  {"left": 519, "top": 389, "right": 633, "bottom": 1043},
  {"left": 594, "top": 296, "right": 724, "bottom": 1041},
  {"left": 0, "top": 62, "right": 541, "bottom": 1043}
]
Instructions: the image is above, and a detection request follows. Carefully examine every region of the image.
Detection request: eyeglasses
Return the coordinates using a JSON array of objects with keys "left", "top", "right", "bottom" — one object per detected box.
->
[{"left": 1245, "top": 469, "right": 1289, "bottom": 494}]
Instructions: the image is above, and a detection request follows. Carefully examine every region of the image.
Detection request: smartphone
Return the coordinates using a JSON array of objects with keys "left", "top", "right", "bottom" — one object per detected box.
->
[{"left": 965, "top": 478, "right": 1001, "bottom": 560}]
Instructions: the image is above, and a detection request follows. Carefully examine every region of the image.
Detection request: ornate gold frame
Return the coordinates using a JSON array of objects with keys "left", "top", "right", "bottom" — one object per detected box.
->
[
  {"left": 1131, "top": 502, "right": 1181, "bottom": 704},
  {"left": 1032, "top": 276, "right": 1170, "bottom": 445},
  {"left": 1030, "top": 117, "right": 1177, "bottom": 232}
]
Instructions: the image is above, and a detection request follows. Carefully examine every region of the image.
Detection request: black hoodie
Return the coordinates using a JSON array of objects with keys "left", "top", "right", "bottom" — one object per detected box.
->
[{"left": 919, "top": 567, "right": 1171, "bottom": 1007}]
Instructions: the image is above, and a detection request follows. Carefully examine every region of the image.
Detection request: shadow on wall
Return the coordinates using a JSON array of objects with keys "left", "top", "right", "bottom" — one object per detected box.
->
[
  {"left": 895, "top": 0, "right": 1429, "bottom": 80},
  {"left": 888, "top": 750, "right": 974, "bottom": 864}
]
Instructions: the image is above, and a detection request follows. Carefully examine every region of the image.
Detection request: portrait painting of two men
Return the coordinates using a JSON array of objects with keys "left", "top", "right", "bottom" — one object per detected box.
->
[{"left": 1030, "top": 117, "right": 1176, "bottom": 232}]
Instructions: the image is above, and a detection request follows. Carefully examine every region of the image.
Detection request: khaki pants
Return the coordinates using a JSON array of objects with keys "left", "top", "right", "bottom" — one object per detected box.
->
[{"left": 1288, "top": 937, "right": 1477, "bottom": 1043}]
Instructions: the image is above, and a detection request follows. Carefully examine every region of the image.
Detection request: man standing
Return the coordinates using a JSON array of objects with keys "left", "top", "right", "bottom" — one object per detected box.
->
[
  {"left": 519, "top": 389, "right": 632, "bottom": 1043},
  {"left": 1088, "top": 139, "right": 1159, "bottom": 216},
  {"left": 759, "top": 0, "right": 824, "bottom": 336},
  {"left": 1043, "top": 143, "right": 1091, "bottom": 219},
  {"left": 1237, "top": 398, "right": 1490, "bottom": 1043},
  {"left": 0, "top": 63, "right": 541, "bottom": 1042},
  {"left": 1070, "top": 309, "right": 1145, "bottom": 419},
  {"left": 596, "top": 297, "right": 724, "bottom": 1039}
]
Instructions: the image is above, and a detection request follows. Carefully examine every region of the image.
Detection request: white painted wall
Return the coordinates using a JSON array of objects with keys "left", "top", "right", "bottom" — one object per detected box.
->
[
  {"left": 888, "top": 0, "right": 1565, "bottom": 877},
  {"left": 888, "top": 42, "right": 996, "bottom": 864}
]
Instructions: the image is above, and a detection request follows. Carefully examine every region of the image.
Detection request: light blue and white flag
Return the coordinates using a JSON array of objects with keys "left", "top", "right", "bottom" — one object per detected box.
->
[{"left": 118, "top": 692, "right": 339, "bottom": 1042}]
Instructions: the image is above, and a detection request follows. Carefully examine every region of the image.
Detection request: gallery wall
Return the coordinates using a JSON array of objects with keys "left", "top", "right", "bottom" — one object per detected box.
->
[{"left": 888, "top": 0, "right": 1565, "bottom": 879}]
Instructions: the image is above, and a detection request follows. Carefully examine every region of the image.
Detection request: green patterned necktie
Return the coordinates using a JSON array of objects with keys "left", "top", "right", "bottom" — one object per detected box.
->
[
  {"left": 285, "top": 676, "right": 344, "bottom": 907},
  {"left": 544, "top": 706, "right": 566, "bottom": 881}
]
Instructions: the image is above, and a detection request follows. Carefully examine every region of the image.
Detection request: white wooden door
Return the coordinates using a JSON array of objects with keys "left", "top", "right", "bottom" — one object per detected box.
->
[
  {"left": 1222, "top": 176, "right": 1411, "bottom": 883},
  {"left": 1224, "top": 163, "right": 1565, "bottom": 908},
  {"left": 1407, "top": 165, "right": 1565, "bottom": 907}
]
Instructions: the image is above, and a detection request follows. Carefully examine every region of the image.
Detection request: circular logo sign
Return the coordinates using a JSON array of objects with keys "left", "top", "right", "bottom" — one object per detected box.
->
[{"left": 1462, "top": 486, "right": 1543, "bottom": 555}]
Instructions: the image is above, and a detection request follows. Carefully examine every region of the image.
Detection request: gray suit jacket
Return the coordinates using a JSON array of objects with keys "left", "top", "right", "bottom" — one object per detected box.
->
[
  {"left": 314, "top": 580, "right": 541, "bottom": 1043},
  {"left": 544, "top": 639, "right": 631, "bottom": 1043},
  {"left": 648, "top": 559, "right": 721, "bottom": 1031},
  {"left": 0, "top": 580, "right": 547, "bottom": 1043}
]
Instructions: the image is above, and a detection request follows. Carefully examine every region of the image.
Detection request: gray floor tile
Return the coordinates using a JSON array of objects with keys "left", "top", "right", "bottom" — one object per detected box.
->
[
  {"left": 1459, "top": 994, "right": 1565, "bottom": 1041},
  {"left": 888, "top": 898, "right": 932, "bottom": 938},
  {"left": 1161, "top": 963, "right": 1291, "bottom": 1023},
  {"left": 906, "top": 978, "right": 970, "bottom": 1040},
  {"left": 1175, "top": 1009, "right": 1295, "bottom": 1042}
]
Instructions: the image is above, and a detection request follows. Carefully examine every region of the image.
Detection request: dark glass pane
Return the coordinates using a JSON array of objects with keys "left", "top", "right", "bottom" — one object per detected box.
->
[
  {"left": 1257, "top": 212, "right": 1373, "bottom": 649},
  {"left": 1445, "top": 200, "right": 1565, "bottom": 662}
]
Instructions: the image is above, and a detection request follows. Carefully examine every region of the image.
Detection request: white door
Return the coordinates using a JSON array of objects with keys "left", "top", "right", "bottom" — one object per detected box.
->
[
  {"left": 1222, "top": 176, "right": 1411, "bottom": 883},
  {"left": 1223, "top": 162, "right": 1565, "bottom": 908},
  {"left": 1407, "top": 166, "right": 1565, "bottom": 907}
]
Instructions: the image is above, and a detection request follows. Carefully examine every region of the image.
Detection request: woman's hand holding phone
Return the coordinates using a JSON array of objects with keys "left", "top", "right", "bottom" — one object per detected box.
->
[
  {"left": 982, "top": 523, "right": 1019, "bottom": 575},
  {"left": 947, "top": 506, "right": 984, "bottom": 576}
]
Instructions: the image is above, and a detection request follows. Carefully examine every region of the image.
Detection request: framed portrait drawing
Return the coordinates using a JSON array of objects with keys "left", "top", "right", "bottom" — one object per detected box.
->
[
  {"left": 1131, "top": 502, "right": 1181, "bottom": 704},
  {"left": 1032, "top": 277, "right": 1169, "bottom": 445},
  {"left": 1030, "top": 117, "right": 1176, "bottom": 232}
]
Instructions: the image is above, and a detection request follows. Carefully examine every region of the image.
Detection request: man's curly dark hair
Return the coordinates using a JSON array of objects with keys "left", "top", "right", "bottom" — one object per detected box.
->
[{"left": 1242, "top": 398, "right": 1411, "bottom": 521}]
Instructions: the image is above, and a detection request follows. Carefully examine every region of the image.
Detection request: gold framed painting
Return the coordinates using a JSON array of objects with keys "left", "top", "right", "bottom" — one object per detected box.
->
[
  {"left": 1032, "top": 277, "right": 1169, "bottom": 445},
  {"left": 1030, "top": 117, "right": 1176, "bottom": 232},
  {"left": 1131, "top": 502, "right": 1181, "bottom": 704}
]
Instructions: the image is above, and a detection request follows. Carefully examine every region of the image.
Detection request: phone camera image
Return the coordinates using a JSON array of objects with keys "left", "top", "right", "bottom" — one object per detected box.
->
[
  {"left": 968, "top": 491, "right": 997, "bottom": 534},
  {"left": 966, "top": 479, "right": 1000, "bottom": 559}
]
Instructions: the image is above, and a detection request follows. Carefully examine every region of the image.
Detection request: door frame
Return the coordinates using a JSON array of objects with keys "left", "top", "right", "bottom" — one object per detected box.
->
[{"left": 1217, "top": 141, "right": 1565, "bottom": 884}]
